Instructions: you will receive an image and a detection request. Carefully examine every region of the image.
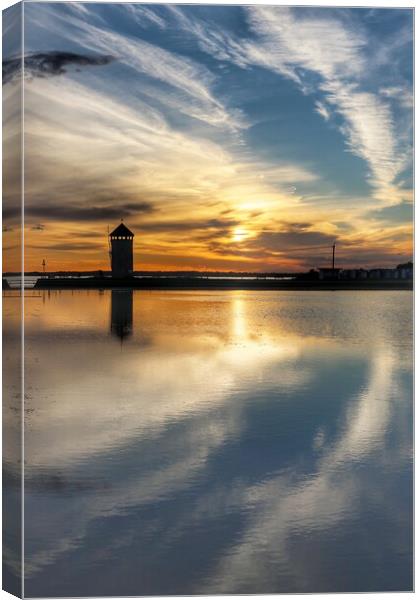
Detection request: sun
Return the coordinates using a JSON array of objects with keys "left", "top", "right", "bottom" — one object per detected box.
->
[{"left": 231, "top": 228, "right": 249, "bottom": 243}]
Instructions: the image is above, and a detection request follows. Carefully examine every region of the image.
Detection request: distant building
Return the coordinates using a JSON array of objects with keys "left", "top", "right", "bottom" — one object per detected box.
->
[
  {"left": 369, "top": 269, "right": 384, "bottom": 279},
  {"left": 313, "top": 262, "right": 412, "bottom": 283},
  {"left": 340, "top": 269, "right": 368, "bottom": 280},
  {"left": 382, "top": 269, "right": 399, "bottom": 280},
  {"left": 318, "top": 267, "right": 341, "bottom": 280},
  {"left": 396, "top": 261, "right": 413, "bottom": 280},
  {"left": 368, "top": 268, "right": 400, "bottom": 280},
  {"left": 109, "top": 222, "right": 134, "bottom": 278},
  {"left": 340, "top": 269, "right": 357, "bottom": 280}
]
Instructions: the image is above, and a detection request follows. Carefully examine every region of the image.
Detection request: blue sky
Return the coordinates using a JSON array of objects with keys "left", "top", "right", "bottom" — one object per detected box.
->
[{"left": 7, "top": 2, "right": 413, "bottom": 270}]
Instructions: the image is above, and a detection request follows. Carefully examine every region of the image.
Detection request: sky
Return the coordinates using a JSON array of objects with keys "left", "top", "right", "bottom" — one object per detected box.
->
[{"left": 3, "top": 3, "right": 414, "bottom": 272}]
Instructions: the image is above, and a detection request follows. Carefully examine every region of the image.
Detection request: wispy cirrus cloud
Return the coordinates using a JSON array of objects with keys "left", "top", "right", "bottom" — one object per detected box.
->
[
  {"left": 379, "top": 85, "right": 413, "bottom": 109},
  {"left": 322, "top": 81, "right": 404, "bottom": 195},
  {"left": 168, "top": 5, "right": 412, "bottom": 204},
  {"left": 314, "top": 101, "right": 330, "bottom": 122},
  {"left": 246, "top": 6, "right": 366, "bottom": 81},
  {"left": 247, "top": 8, "right": 411, "bottom": 202},
  {"left": 28, "top": 2, "right": 246, "bottom": 131},
  {"left": 23, "top": 69, "right": 319, "bottom": 214},
  {"left": 123, "top": 4, "right": 167, "bottom": 30}
]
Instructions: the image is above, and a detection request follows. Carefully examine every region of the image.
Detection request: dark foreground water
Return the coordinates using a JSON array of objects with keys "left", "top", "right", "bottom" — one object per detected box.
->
[{"left": 5, "top": 290, "right": 413, "bottom": 595}]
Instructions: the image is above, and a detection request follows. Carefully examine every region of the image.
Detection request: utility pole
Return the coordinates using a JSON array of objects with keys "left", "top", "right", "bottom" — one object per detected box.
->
[
  {"left": 332, "top": 244, "right": 336, "bottom": 270},
  {"left": 108, "top": 225, "right": 112, "bottom": 270},
  {"left": 42, "top": 259, "right": 46, "bottom": 276}
]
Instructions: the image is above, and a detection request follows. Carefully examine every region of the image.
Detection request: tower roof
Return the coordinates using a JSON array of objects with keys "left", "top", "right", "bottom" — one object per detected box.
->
[{"left": 110, "top": 223, "right": 134, "bottom": 237}]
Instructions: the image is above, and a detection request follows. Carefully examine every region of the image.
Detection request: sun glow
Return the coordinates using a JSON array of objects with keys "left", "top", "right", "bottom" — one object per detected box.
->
[{"left": 232, "top": 228, "right": 250, "bottom": 243}]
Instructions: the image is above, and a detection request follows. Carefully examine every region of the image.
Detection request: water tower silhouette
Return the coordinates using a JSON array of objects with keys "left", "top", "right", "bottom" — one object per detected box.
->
[{"left": 109, "top": 222, "right": 134, "bottom": 278}]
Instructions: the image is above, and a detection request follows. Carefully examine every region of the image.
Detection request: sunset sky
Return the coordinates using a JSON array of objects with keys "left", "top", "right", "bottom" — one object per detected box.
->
[{"left": 3, "top": 3, "right": 413, "bottom": 272}]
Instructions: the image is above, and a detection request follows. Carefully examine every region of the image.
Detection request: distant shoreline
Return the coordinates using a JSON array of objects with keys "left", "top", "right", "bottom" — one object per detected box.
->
[{"left": 28, "top": 277, "right": 413, "bottom": 291}]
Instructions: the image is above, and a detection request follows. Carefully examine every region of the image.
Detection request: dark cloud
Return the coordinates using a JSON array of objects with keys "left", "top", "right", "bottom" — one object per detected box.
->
[
  {"left": 375, "top": 230, "right": 412, "bottom": 243},
  {"left": 27, "top": 242, "right": 103, "bottom": 252},
  {"left": 3, "top": 51, "right": 115, "bottom": 84},
  {"left": 31, "top": 223, "right": 45, "bottom": 231},
  {"left": 200, "top": 222, "right": 337, "bottom": 264},
  {"left": 3, "top": 207, "right": 24, "bottom": 220},
  {"left": 248, "top": 223, "right": 409, "bottom": 268},
  {"left": 367, "top": 201, "right": 413, "bottom": 224},
  {"left": 77, "top": 231, "right": 107, "bottom": 239},
  {"left": 252, "top": 226, "right": 335, "bottom": 253},
  {"left": 334, "top": 221, "right": 354, "bottom": 232},
  {"left": 191, "top": 229, "right": 232, "bottom": 242},
  {"left": 138, "top": 218, "right": 240, "bottom": 233},
  {"left": 6, "top": 202, "right": 155, "bottom": 222}
]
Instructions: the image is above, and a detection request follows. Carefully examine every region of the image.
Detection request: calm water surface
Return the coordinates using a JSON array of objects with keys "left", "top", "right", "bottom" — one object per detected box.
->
[{"left": 4, "top": 290, "right": 413, "bottom": 595}]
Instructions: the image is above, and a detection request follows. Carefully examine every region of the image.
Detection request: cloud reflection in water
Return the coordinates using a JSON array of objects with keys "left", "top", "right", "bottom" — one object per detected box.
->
[{"left": 8, "top": 290, "right": 412, "bottom": 595}]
